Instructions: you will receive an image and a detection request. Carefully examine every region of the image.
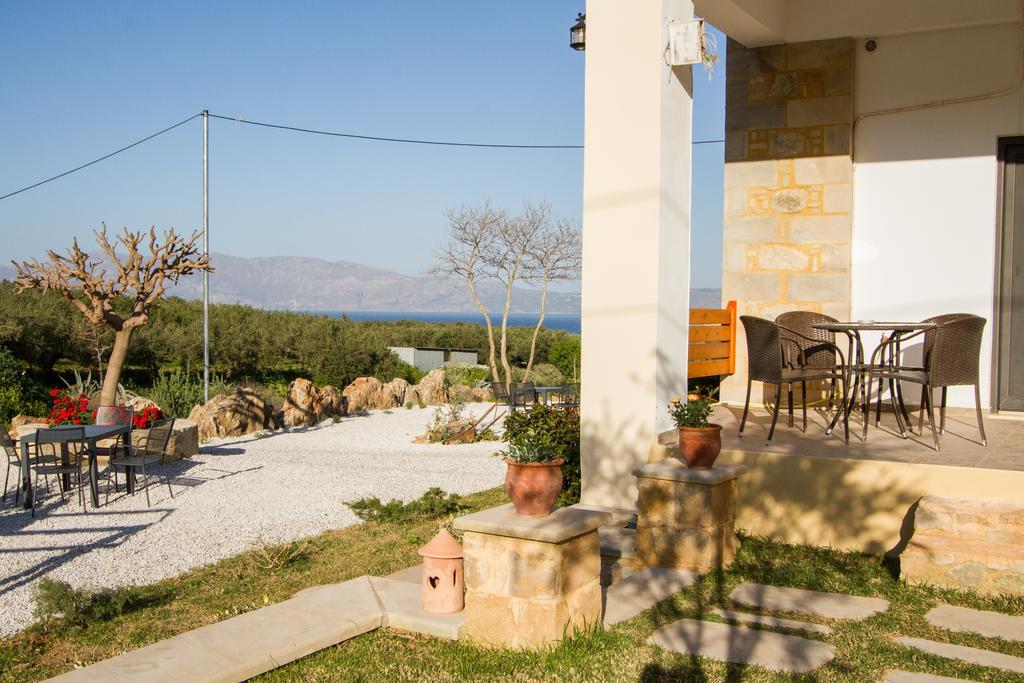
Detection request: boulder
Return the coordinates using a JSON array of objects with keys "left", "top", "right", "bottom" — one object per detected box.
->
[
  {"left": 315, "top": 385, "right": 347, "bottom": 420},
  {"left": 382, "top": 378, "right": 410, "bottom": 407},
  {"left": 471, "top": 386, "right": 494, "bottom": 402},
  {"left": 124, "top": 395, "right": 161, "bottom": 415},
  {"left": 342, "top": 377, "right": 385, "bottom": 411},
  {"left": 282, "top": 378, "right": 349, "bottom": 427},
  {"left": 11, "top": 414, "right": 47, "bottom": 432},
  {"left": 412, "top": 368, "right": 448, "bottom": 406},
  {"left": 187, "top": 388, "right": 280, "bottom": 441},
  {"left": 282, "top": 378, "right": 319, "bottom": 428}
]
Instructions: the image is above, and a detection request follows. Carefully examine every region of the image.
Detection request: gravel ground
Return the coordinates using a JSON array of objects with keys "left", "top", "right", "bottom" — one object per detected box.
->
[{"left": 0, "top": 403, "right": 506, "bottom": 637}]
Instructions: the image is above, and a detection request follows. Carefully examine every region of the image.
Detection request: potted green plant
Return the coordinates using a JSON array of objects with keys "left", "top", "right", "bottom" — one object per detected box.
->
[
  {"left": 668, "top": 397, "right": 722, "bottom": 469},
  {"left": 497, "top": 440, "right": 564, "bottom": 518}
]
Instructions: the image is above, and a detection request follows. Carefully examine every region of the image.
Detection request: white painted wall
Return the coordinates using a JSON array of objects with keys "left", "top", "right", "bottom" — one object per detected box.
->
[
  {"left": 580, "top": 0, "right": 694, "bottom": 509},
  {"left": 852, "top": 23, "right": 1023, "bottom": 408}
]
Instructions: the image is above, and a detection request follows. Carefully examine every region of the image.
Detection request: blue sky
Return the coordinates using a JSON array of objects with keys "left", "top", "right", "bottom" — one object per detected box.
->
[{"left": 0, "top": 2, "right": 725, "bottom": 290}]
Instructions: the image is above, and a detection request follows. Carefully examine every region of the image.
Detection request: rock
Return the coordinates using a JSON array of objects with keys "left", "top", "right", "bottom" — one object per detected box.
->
[
  {"left": 315, "top": 385, "right": 347, "bottom": 420},
  {"left": 448, "top": 384, "right": 475, "bottom": 403},
  {"left": 187, "top": 388, "right": 280, "bottom": 441},
  {"left": 11, "top": 414, "right": 46, "bottom": 432},
  {"left": 343, "top": 377, "right": 385, "bottom": 411},
  {"left": 282, "top": 378, "right": 320, "bottom": 427},
  {"left": 471, "top": 386, "right": 493, "bottom": 402},
  {"left": 382, "top": 378, "right": 410, "bottom": 407},
  {"left": 124, "top": 396, "right": 161, "bottom": 415},
  {"left": 412, "top": 368, "right": 448, "bottom": 406},
  {"left": 283, "top": 379, "right": 349, "bottom": 427},
  {"left": 131, "top": 419, "right": 199, "bottom": 460}
]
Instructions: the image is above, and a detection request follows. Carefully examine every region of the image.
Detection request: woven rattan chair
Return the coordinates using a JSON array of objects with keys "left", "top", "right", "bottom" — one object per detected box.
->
[
  {"left": 2, "top": 428, "right": 23, "bottom": 506},
  {"left": 870, "top": 314, "right": 987, "bottom": 450},
  {"left": 775, "top": 311, "right": 840, "bottom": 430},
  {"left": 108, "top": 418, "right": 175, "bottom": 507},
  {"left": 739, "top": 316, "right": 848, "bottom": 445}
]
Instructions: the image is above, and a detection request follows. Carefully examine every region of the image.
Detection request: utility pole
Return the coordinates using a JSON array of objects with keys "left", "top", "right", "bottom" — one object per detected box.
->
[{"left": 202, "top": 110, "right": 210, "bottom": 403}]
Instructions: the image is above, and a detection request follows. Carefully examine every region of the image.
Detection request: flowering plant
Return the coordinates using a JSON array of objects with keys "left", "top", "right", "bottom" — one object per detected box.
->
[
  {"left": 48, "top": 389, "right": 94, "bottom": 426},
  {"left": 133, "top": 406, "right": 163, "bottom": 430}
]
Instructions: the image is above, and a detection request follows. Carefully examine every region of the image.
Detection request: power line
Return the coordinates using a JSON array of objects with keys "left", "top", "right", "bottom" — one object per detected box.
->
[
  {"left": 207, "top": 113, "right": 584, "bottom": 149},
  {"left": 1, "top": 111, "right": 726, "bottom": 201},
  {"left": 208, "top": 112, "right": 725, "bottom": 148},
  {"left": 0, "top": 113, "right": 202, "bottom": 202}
]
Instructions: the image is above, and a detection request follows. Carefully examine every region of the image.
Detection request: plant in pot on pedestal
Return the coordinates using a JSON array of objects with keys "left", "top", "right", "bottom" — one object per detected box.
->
[
  {"left": 668, "top": 397, "right": 722, "bottom": 469},
  {"left": 498, "top": 440, "right": 564, "bottom": 518}
]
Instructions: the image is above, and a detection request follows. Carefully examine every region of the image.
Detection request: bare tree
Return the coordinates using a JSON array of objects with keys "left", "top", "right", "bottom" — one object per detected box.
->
[
  {"left": 13, "top": 225, "right": 212, "bottom": 406},
  {"left": 432, "top": 203, "right": 505, "bottom": 383},
  {"left": 522, "top": 217, "right": 582, "bottom": 381},
  {"left": 434, "top": 202, "right": 580, "bottom": 388}
]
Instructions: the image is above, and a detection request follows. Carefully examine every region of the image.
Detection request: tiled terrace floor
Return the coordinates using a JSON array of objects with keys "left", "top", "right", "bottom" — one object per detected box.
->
[{"left": 707, "top": 401, "right": 1024, "bottom": 471}]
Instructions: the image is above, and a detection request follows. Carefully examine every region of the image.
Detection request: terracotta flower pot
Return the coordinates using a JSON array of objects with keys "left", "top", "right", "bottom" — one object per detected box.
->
[
  {"left": 504, "top": 460, "right": 564, "bottom": 517},
  {"left": 677, "top": 424, "right": 723, "bottom": 469}
]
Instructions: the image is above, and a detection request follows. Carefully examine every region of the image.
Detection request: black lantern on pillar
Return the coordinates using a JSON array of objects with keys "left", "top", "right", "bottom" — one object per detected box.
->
[{"left": 570, "top": 13, "right": 586, "bottom": 51}]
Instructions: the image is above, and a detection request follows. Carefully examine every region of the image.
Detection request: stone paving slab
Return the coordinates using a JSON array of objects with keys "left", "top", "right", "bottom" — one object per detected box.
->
[
  {"left": 49, "top": 575, "right": 385, "bottom": 682},
  {"left": 730, "top": 583, "right": 890, "bottom": 620},
  {"left": 649, "top": 618, "right": 835, "bottom": 673},
  {"left": 386, "top": 563, "right": 423, "bottom": 585},
  {"left": 709, "top": 608, "right": 832, "bottom": 635},
  {"left": 574, "top": 504, "right": 636, "bottom": 526},
  {"left": 603, "top": 567, "right": 698, "bottom": 625},
  {"left": 369, "top": 576, "right": 463, "bottom": 640},
  {"left": 926, "top": 604, "right": 1024, "bottom": 642},
  {"left": 599, "top": 526, "right": 638, "bottom": 560},
  {"left": 897, "top": 637, "right": 1024, "bottom": 675},
  {"left": 884, "top": 671, "right": 977, "bottom": 683}
]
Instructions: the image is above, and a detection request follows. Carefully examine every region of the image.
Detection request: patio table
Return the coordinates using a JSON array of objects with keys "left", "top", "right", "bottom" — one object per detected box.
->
[
  {"left": 19, "top": 423, "right": 130, "bottom": 510},
  {"left": 534, "top": 386, "right": 564, "bottom": 405},
  {"left": 812, "top": 321, "right": 935, "bottom": 440}
]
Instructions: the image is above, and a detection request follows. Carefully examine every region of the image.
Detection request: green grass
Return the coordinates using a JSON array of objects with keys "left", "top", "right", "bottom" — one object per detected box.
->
[{"left": 3, "top": 488, "right": 1024, "bottom": 682}]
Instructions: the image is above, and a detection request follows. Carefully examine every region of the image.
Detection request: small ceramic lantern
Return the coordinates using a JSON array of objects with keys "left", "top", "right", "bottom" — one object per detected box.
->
[{"left": 417, "top": 529, "right": 464, "bottom": 614}]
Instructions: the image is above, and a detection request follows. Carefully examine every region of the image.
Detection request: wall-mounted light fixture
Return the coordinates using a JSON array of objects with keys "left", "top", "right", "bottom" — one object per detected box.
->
[{"left": 570, "top": 13, "right": 586, "bottom": 51}]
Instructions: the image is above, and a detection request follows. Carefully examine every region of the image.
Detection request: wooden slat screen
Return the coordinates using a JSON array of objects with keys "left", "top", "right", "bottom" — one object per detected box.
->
[{"left": 687, "top": 300, "right": 737, "bottom": 379}]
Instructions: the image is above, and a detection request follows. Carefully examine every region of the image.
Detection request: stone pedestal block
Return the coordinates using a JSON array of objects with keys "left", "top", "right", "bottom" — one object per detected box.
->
[
  {"left": 633, "top": 463, "right": 746, "bottom": 572},
  {"left": 453, "top": 504, "right": 612, "bottom": 650}
]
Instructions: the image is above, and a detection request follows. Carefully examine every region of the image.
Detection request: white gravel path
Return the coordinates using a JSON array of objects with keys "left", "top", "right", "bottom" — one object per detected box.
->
[{"left": 0, "top": 404, "right": 506, "bottom": 637}]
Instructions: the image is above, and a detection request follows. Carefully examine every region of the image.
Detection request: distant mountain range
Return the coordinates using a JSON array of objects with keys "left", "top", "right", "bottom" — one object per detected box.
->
[{"left": 1, "top": 253, "right": 722, "bottom": 313}]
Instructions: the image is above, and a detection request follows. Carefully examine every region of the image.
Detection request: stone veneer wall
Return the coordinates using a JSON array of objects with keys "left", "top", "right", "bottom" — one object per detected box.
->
[{"left": 720, "top": 37, "right": 855, "bottom": 403}]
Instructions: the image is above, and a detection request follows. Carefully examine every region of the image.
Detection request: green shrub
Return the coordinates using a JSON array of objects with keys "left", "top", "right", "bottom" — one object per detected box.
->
[
  {"left": 667, "top": 397, "right": 713, "bottom": 428},
  {"left": 519, "top": 363, "right": 564, "bottom": 386},
  {"left": 33, "top": 578, "right": 138, "bottom": 628},
  {"left": 348, "top": 487, "right": 467, "bottom": 523},
  {"left": 504, "top": 405, "right": 580, "bottom": 507},
  {"left": 146, "top": 369, "right": 232, "bottom": 417},
  {"left": 0, "top": 346, "right": 47, "bottom": 424},
  {"left": 444, "top": 363, "right": 490, "bottom": 387},
  {"left": 549, "top": 337, "right": 581, "bottom": 382}
]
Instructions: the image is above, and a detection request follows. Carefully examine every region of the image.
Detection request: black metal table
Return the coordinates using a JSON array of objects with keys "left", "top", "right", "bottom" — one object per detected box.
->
[
  {"left": 19, "top": 423, "right": 130, "bottom": 509},
  {"left": 812, "top": 321, "right": 935, "bottom": 440}
]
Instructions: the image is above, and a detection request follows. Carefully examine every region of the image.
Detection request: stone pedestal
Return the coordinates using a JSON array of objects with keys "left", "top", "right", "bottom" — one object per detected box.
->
[
  {"left": 633, "top": 463, "right": 746, "bottom": 572},
  {"left": 453, "top": 504, "right": 612, "bottom": 649}
]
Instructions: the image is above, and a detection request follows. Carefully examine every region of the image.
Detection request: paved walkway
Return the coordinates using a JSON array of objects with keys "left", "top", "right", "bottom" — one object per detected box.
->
[
  {"left": 729, "top": 583, "right": 890, "bottom": 619},
  {"left": 896, "top": 637, "right": 1024, "bottom": 675},
  {"left": 926, "top": 604, "right": 1024, "bottom": 642},
  {"left": 48, "top": 571, "right": 462, "bottom": 682}
]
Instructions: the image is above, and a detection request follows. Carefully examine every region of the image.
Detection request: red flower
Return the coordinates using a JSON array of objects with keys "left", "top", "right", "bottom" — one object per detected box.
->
[{"left": 50, "top": 389, "right": 60, "bottom": 398}]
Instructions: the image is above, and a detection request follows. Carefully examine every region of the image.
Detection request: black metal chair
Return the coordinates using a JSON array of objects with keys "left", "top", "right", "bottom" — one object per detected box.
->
[
  {"left": 509, "top": 382, "right": 537, "bottom": 412},
  {"left": 108, "top": 418, "right": 175, "bottom": 507},
  {"left": 491, "top": 382, "right": 512, "bottom": 409},
  {"left": 869, "top": 314, "right": 987, "bottom": 450},
  {"left": 554, "top": 383, "right": 580, "bottom": 410},
  {"left": 2, "top": 428, "right": 23, "bottom": 506},
  {"left": 31, "top": 427, "right": 89, "bottom": 516},
  {"left": 739, "top": 316, "right": 848, "bottom": 445},
  {"left": 93, "top": 405, "right": 134, "bottom": 460},
  {"left": 775, "top": 311, "right": 840, "bottom": 431}
]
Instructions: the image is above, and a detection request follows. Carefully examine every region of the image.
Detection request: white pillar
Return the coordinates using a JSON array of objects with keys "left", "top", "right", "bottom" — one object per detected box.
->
[{"left": 580, "top": 0, "right": 694, "bottom": 510}]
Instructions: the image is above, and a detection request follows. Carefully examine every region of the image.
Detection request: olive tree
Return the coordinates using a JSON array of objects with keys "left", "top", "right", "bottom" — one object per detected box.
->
[{"left": 12, "top": 225, "right": 212, "bottom": 406}]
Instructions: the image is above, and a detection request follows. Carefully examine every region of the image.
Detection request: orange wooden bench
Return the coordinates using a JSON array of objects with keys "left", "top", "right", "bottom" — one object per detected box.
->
[{"left": 687, "top": 300, "right": 737, "bottom": 379}]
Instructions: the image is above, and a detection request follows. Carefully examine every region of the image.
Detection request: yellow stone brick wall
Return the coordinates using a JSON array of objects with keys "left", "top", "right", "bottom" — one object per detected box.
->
[{"left": 720, "top": 38, "right": 855, "bottom": 404}]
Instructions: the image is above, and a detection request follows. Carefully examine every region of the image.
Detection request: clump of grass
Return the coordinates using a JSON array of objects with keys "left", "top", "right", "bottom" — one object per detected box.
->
[
  {"left": 347, "top": 487, "right": 467, "bottom": 523},
  {"left": 247, "top": 537, "right": 312, "bottom": 571},
  {"left": 33, "top": 578, "right": 138, "bottom": 629}
]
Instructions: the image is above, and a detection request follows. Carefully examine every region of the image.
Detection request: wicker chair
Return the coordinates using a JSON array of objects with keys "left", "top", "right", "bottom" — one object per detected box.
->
[
  {"left": 775, "top": 311, "right": 840, "bottom": 431},
  {"left": 870, "top": 314, "right": 987, "bottom": 450},
  {"left": 739, "top": 316, "right": 848, "bottom": 445}
]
